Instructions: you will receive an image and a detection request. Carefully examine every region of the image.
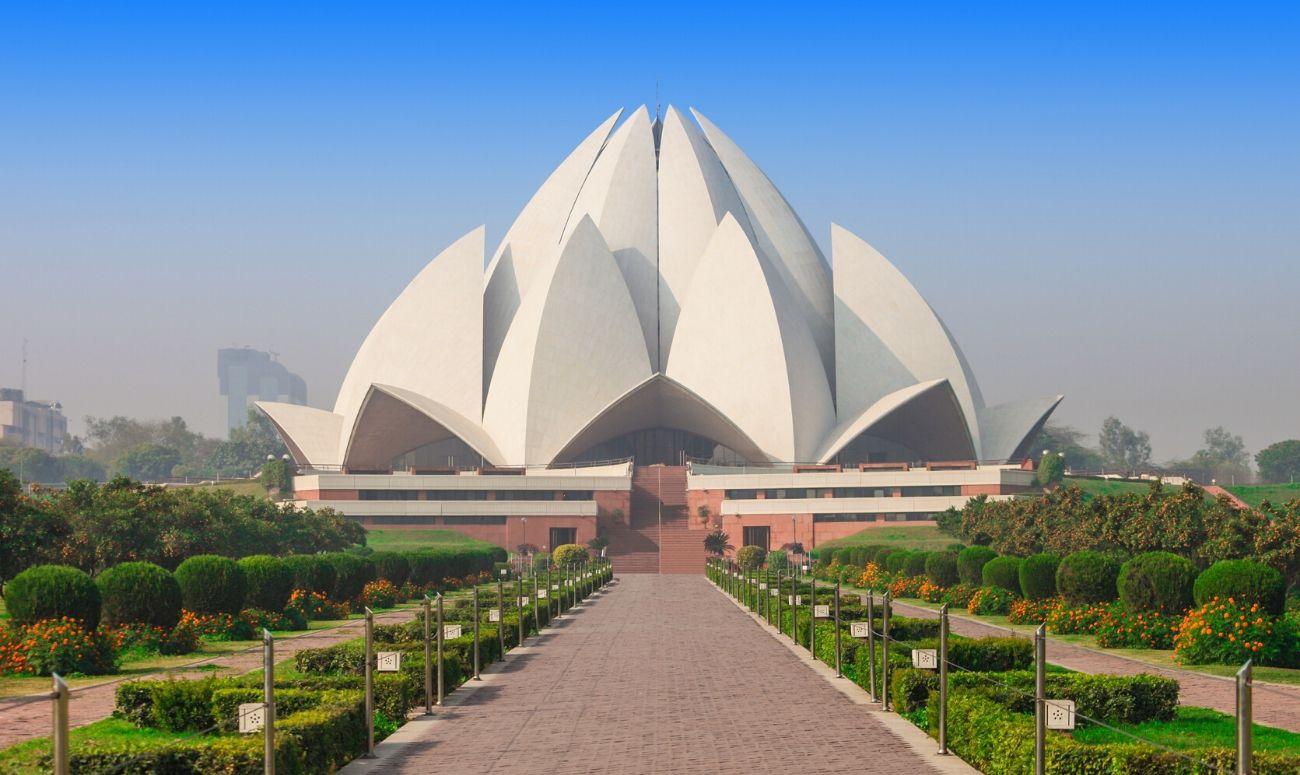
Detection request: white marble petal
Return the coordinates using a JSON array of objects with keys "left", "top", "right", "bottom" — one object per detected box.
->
[
  {"left": 978, "top": 395, "right": 1065, "bottom": 462},
  {"left": 255, "top": 402, "right": 344, "bottom": 468},
  {"left": 815, "top": 379, "right": 976, "bottom": 463},
  {"left": 342, "top": 384, "right": 504, "bottom": 468}
]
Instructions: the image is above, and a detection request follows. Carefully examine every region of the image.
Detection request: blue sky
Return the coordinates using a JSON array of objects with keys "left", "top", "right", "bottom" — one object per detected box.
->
[{"left": 2, "top": 2, "right": 1297, "bottom": 461}]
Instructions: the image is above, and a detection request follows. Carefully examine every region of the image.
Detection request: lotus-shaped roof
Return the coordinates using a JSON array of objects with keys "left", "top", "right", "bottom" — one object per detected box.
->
[{"left": 259, "top": 107, "right": 1061, "bottom": 469}]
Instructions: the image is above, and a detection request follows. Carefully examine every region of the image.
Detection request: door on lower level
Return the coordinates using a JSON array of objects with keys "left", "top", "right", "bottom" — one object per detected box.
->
[
  {"left": 549, "top": 527, "right": 577, "bottom": 550},
  {"left": 742, "top": 526, "right": 770, "bottom": 552}
]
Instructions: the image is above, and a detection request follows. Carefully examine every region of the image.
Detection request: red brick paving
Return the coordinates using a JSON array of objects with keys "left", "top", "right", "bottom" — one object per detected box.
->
[
  {"left": 0, "top": 608, "right": 416, "bottom": 749},
  {"left": 374, "top": 575, "right": 943, "bottom": 775},
  {"left": 891, "top": 600, "right": 1300, "bottom": 733}
]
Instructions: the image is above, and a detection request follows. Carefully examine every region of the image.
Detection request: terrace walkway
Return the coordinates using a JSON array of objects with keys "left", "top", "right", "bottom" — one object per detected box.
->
[{"left": 356, "top": 575, "right": 947, "bottom": 775}]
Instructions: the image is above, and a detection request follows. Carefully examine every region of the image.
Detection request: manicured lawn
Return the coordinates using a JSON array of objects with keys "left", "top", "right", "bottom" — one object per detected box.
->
[
  {"left": 1064, "top": 477, "right": 1160, "bottom": 498},
  {"left": 1073, "top": 706, "right": 1300, "bottom": 751},
  {"left": 1228, "top": 483, "right": 1300, "bottom": 508},
  {"left": 366, "top": 529, "right": 503, "bottom": 553},
  {"left": 815, "top": 524, "right": 956, "bottom": 554},
  {"left": 0, "top": 717, "right": 228, "bottom": 773},
  {"left": 176, "top": 478, "right": 269, "bottom": 497}
]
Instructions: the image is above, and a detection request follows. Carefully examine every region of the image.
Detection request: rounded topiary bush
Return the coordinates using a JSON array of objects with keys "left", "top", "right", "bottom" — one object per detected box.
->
[
  {"left": 904, "top": 551, "right": 930, "bottom": 578},
  {"left": 237, "top": 555, "right": 294, "bottom": 612},
  {"left": 1056, "top": 551, "right": 1121, "bottom": 605},
  {"left": 1192, "top": 560, "right": 1286, "bottom": 616},
  {"left": 174, "top": 555, "right": 247, "bottom": 615},
  {"left": 1118, "top": 551, "right": 1197, "bottom": 615},
  {"left": 371, "top": 552, "right": 411, "bottom": 586},
  {"left": 925, "top": 551, "right": 960, "bottom": 587},
  {"left": 735, "top": 545, "right": 765, "bottom": 570},
  {"left": 1018, "top": 553, "right": 1061, "bottom": 601},
  {"left": 4, "top": 565, "right": 101, "bottom": 628},
  {"left": 957, "top": 546, "right": 997, "bottom": 587},
  {"left": 874, "top": 548, "right": 896, "bottom": 568},
  {"left": 281, "top": 554, "right": 336, "bottom": 596},
  {"left": 552, "top": 544, "right": 589, "bottom": 569},
  {"left": 322, "top": 553, "right": 375, "bottom": 601},
  {"left": 766, "top": 550, "right": 789, "bottom": 571},
  {"left": 885, "top": 550, "right": 913, "bottom": 575},
  {"left": 982, "top": 556, "right": 1023, "bottom": 595},
  {"left": 834, "top": 548, "right": 854, "bottom": 565},
  {"left": 96, "top": 561, "right": 182, "bottom": 628}
]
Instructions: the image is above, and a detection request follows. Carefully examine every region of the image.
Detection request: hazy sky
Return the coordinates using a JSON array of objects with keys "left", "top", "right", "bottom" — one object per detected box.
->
[{"left": 2, "top": 3, "right": 1298, "bottom": 461}]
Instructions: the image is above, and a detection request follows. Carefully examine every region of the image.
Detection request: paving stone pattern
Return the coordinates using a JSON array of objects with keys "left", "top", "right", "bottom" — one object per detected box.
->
[{"left": 382, "top": 575, "right": 941, "bottom": 775}]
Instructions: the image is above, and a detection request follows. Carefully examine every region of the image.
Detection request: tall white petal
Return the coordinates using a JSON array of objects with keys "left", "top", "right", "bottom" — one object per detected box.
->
[
  {"left": 978, "top": 396, "right": 1064, "bottom": 462},
  {"left": 255, "top": 402, "right": 344, "bottom": 468},
  {"left": 815, "top": 380, "right": 976, "bottom": 464}
]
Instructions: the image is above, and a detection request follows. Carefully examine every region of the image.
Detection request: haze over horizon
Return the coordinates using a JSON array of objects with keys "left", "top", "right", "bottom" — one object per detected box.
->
[{"left": 2, "top": 3, "right": 1297, "bottom": 462}]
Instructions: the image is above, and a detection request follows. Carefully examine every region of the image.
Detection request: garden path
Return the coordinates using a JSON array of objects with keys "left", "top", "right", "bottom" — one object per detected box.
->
[
  {"left": 0, "top": 607, "right": 415, "bottom": 749},
  {"left": 891, "top": 600, "right": 1300, "bottom": 733},
  {"left": 355, "top": 575, "right": 948, "bottom": 775}
]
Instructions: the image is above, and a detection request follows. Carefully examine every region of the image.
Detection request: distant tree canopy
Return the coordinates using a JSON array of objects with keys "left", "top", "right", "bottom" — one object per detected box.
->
[
  {"left": 1098, "top": 416, "right": 1152, "bottom": 473},
  {"left": 1257, "top": 440, "right": 1300, "bottom": 484},
  {"left": 1167, "top": 426, "right": 1252, "bottom": 483},
  {"left": 1035, "top": 424, "right": 1104, "bottom": 471}
]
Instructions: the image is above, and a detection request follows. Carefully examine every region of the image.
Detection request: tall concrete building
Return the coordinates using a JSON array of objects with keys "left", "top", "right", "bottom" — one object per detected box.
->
[
  {"left": 258, "top": 106, "right": 1061, "bottom": 572},
  {"left": 218, "top": 348, "right": 306, "bottom": 436},
  {"left": 0, "top": 388, "right": 68, "bottom": 453}
]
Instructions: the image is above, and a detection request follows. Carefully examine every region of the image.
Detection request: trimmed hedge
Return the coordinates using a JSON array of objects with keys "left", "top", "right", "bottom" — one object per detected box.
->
[
  {"left": 321, "top": 552, "right": 374, "bottom": 601},
  {"left": 957, "top": 546, "right": 997, "bottom": 587},
  {"left": 1192, "top": 559, "right": 1286, "bottom": 616},
  {"left": 96, "top": 561, "right": 182, "bottom": 628},
  {"left": 981, "top": 556, "right": 1022, "bottom": 595},
  {"left": 4, "top": 564, "right": 102, "bottom": 628},
  {"left": 174, "top": 555, "right": 247, "bottom": 615},
  {"left": 406, "top": 545, "right": 504, "bottom": 587},
  {"left": 1119, "top": 551, "right": 1197, "bottom": 615},
  {"left": 238, "top": 555, "right": 294, "bottom": 612},
  {"left": 1056, "top": 551, "right": 1120, "bottom": 604},
  {"left": 925, "top": 551, "right": 959, "bottom": 587},
  {"left": 281, "top": 554, "right": 337, "bottom": 596},
  {"left": 884, "top": 550, "right": 914, "bottom": 575},
  {"left": 735, "top": 545, "right": 764, "bottom": 570},
  {"left": 903, "top": 551, "right": 930, "bottom": 578},
  {"left": 1018, "top": 553, "right": 1060, "bottom": 601},
  {"left": 371, "top": 551, "right": 411, "bottom": 586}
]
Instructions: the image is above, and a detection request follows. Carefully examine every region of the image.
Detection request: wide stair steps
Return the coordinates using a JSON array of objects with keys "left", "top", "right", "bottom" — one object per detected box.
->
[{"left": 607, "top": 464, "right": 705, "bottom": 574}]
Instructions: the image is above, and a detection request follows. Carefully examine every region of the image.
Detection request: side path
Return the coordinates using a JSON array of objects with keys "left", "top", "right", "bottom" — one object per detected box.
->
[
  {"left": 359, "top": 575, "right": 946, "bottom": 775},
  {"left": 891, "top": 600, "right": 1300, "bottom": 733},
  {"left": 0, "top": 608, "right": 415, "bottom": 749}
]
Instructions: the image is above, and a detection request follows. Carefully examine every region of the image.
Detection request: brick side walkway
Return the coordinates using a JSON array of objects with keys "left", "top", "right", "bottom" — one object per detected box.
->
[
  {"left": 373, "top": 575, "right": 941, "bottom": 775},
  {"left": 0, "top": 608, "right": 416, "bottom": 749},
  {"left": 891, "top": 600, "right": 1300, "bottom": 733}
]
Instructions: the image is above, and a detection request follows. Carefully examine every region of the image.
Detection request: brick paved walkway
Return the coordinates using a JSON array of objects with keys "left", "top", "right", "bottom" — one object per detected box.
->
[
  {"left": 891, "top": 600, "right": 1300, "bottom": 733},
  {"left": 0, "top": 607, "right": 416, "bottom": 749},
  {"left": 367, "top": 575, "right": 943, "bottom": 775}
]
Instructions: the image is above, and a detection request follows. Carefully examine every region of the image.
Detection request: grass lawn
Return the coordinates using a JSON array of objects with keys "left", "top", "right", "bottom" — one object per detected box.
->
[
  {"left": 366, "top": 528, "right": 503, "bottom": 553},
  {"left": 1073, "top": 706, "right": 1300, "bottom": 752},
  {"left": 814, "top": 524, "right": 956, "bottom": 554},
  {"left": 1064, "top": 477, "right": 1160, "bottom": 498},
  {"left": 1228, "top": 483, "right": 1300, "bottom": 508},
  {"left": 0, "top": 717, "right": 230, "bottom": 773},
  {"left": 173, "top": 478, "right": 269, "bottom": 497}
]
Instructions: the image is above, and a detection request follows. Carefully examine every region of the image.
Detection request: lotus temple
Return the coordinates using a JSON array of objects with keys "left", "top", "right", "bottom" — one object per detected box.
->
[{"left": 257, "top": 106, "right": 1062, "bottom": 573}]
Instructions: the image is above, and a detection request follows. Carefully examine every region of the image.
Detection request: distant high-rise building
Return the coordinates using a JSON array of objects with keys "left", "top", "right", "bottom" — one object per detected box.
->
[
  {"left": 217, "top": 348, "right": 306, "bottom": 435},
  {"left": 0, "top": 388, "right": 68, "bottom": 453}
]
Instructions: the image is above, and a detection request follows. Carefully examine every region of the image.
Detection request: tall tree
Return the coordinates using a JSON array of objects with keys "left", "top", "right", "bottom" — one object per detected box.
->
[
  {"left": 1036, "top": 424, "right": 1104, "bottom": 471},
  {"left": 1257, "top": 440, "right": 1300, "bottom": 484},
  {"left": 1098, "top": 416, "right": 1152, "bottom": 474}
]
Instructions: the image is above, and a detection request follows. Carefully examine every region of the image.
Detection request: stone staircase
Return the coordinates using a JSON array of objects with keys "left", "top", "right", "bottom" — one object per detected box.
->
[{"left": 606, "top": 464, "right": 705, "bottom": 574}]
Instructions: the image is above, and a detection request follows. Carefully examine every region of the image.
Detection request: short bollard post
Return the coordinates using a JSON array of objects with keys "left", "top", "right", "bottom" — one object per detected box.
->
[
  {"left": 867, "top": 589, "right": 877, "bottom": 701},
  {"left": 775, "top": 570, "right": 783, "bottom": 633},
  {"left": 435, "top": 593, "right": 445, "bottom": 707},
  {"left": 834, "top": 579, "right": 842, "bottom": 678},
  {"left": 938, "top": 604, "right": 949, "bottom": 755},
  {"left": 364, "top": 607, "right": 375, "bottom": 757},
  {"left": 1237, "top": 660, "right": 1253, "bottom": 775},
  {"left": 881, "top": 591, "right": 891, "bottom": 711},
  {"left": 497, "top": 575, "right": 505, "bottom": 657},
  {"left": 808, "top": 576, "right": 816, "bottom": 653},
  {"left": 546, "top": 567, "right": 553, "bottom": 624},
  {"left": 1034, "top": 623, "right": 1046, "bottom": 775},
  {"left": 422, "top": 595, "right": 433, "bottom": 715},
  {"left": 516, "top": 576, "right": 524, "bottom": 644},
  {"left": 472, "top": 585, "right": 481, "bottom": 680},
  {"left": 533, "top": 573, "right": 541, "bottom": 633},
  {"left": 51, "top": 674, "right": 69, "bottom": 775},
  {"left": 263, "top": 629, "right": 275, "bottom": 775}
]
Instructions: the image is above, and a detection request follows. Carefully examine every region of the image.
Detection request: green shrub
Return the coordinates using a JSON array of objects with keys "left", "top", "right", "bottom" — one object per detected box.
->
[
  {"left": 873, "top": 548, "right": 895, "bottom": 568},
  {"left": 370, "top": 551, "right": 411, "bottom": 586},
  {"left": 149, "top": 678, "right": 218, "bottom": 731},
  {"left": 1118, "top": 551, "right": 1196, "bottom": 615},
  {"left": 174, "top": 555, "right": 247, "bottom": 615},
  {"left": 532, "top": 551, "right": 551, "bottom": 571},
  {"left": 903, "top": 551, "right": 930, "bottom": 578},
  {"left": 956, "top": 546, "right": 997, "bottom": 586},
  {"left": 1017, "top": 553, "right": 1060, "bottom": 601},
  {"left": 735, "top": 545, "right": 765, "bottom": 570},
  {"left": 833, "top": 548, "right": 854, "bottom": 565},
  {"left": 884, "top": 550, "right": 913, "bottom": 575},
  {"left": 765, "top": 550, "right": 789, "bottom": 570},
  {"left": 3, "top": 564, "right": 101, "bottom": 627},
  {"left": 968, "top": 586, "right": 1015, "bottom": 615},
  {"left": 981, "top": 556, "right": 1022, "bottom": 595},
  {"left": 402, "top": 545, "right": 503, "bottom": 587},
  {"left": 1056, "top": 551, "right": 1120, "bottom": 604},
  {"left": 96, "top": 561, "right": 182, "bottom": 628},
  {"left": 924, "top": 551, "right": 959, "bottom": 587},
  {"left": 5, "top": 617, "right": 118, "bottom": 675},
  {"left": 237, "top": 555, "right": 294, "bottom": 612},
  {"left": 1193, "top": 559, "right": 1286, "bottom": 616},
  {"left": 552, "top": 543, "right": 589, "bottom": 568},
  {"left": 321, "top": 552, "right": 374, "bottom": 601},
  {"left": 281, "top": 554, "right": 337, "bottom": 596}
]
